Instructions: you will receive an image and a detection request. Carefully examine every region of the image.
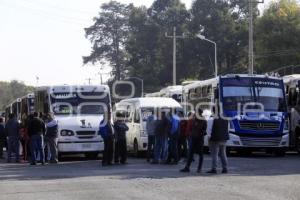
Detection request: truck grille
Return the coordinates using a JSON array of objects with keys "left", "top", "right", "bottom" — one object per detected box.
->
[
  {"left": 76, "top": 131, "right": 96, "bottom": 136},
  {"left": 240, "top": 137, "right": 282, "bottom": 147},
  {"left": 239, "top": 121, "right": 280, "bottom": 131}
]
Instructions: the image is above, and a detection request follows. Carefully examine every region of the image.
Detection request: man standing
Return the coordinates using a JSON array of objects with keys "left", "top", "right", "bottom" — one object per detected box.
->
[
  {"left": 167, "top": 111, "right": 180, "bottom": 164},
  {"left": 114, "top": 112, "right": 129, "bottom": 164},
  {"left": 45, "top": 114, "right": 59, "bottom": 164},
  {"left": 28, "top": 112, "right": 46, "bottom": 165},
  {"left": 99, "top": 113, "right": 114, "bottom": 166},
  {"left": 207, "top": 111, "right": 229, "bottom": 174},
  {"left": 0, "top": 117, "right": 5, "bottom": 159},
  {"left": 146, "top": 111, "right": 156, "bottom": 162},
  {"left": 5, "top": 114, "right": 20, "bottom": 163},
  {"left": 180, "top": 109, "right": 207, "bottom": 173},
  {"left": 152, "top": 112, "right": 170, "bottom": 164}
]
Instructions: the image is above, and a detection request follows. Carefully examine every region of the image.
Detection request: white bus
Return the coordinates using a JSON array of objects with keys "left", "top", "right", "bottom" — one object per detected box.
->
[
  {"left": 114, "top": 97, "right": 182, "bottom": 156},
  {"left": 283, "top": 74, "right": 300, "bottom": 153},
  {"left": 34, "top": 85, "right": 111, "bottom": 159},
  {"left": 183, "top": 74, "right": 289, "bottom": 155},
  {"left": 145, "top": 85, "right": 183, "bottom": 103}
]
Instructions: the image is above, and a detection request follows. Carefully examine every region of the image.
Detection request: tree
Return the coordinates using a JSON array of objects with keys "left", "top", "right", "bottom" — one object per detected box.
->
[
  {"left": 125, "top": 0, "right": 190, "bottom": 90},
  {"left": 188, "top": 0, "right": 250, "bottom": 79},
  {"left": 0, "top": 80, "right": 34, "bottom": 110},
  {"left": 255, "top": 0, "right": 300, "bottom": 74},
  {"left": 83, "top": 1, "right": 133, "bottom": 80}
]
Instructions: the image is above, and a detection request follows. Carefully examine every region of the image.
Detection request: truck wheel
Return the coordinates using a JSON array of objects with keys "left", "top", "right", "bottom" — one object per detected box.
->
[
  {"left": 133, "top": 140, "right": 139, "bottom": 157},
  {"left": 85, "top": 152, "right": 99, "bottom": 160},
  {"left": 296, "top": 134, "right": 300, "bottom": 154},
  {"left": 274, "top": 149, "right": 286, "bottom": 157}
]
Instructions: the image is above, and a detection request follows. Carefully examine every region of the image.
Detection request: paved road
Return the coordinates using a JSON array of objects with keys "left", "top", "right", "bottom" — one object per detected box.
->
[{"left": 0, "top": 154, "right": 300, "bottom": 200}]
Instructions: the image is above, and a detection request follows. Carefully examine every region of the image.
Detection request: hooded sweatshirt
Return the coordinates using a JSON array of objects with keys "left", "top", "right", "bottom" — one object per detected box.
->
[{"left": 46, "top": 120, "right": 58, "bottom": 138}]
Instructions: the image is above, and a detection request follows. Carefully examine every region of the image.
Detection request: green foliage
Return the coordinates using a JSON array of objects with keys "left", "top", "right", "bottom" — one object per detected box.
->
[
  {"left": 83, "top": 1, "right": 133, "bottom": 80},
  {"left": 85, "top": 0, "right": 300, "bottom": 92},
  {"left": 0, "top": 80, "right": 34, "bottom": 110},
  {"left": 255, "top": 0, "right": 300, "bottom": 74}
]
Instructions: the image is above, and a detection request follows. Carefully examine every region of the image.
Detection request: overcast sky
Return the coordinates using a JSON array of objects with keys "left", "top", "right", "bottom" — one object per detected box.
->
[{"left": 0, "top": 0, "right": 272, "bottom": 86}]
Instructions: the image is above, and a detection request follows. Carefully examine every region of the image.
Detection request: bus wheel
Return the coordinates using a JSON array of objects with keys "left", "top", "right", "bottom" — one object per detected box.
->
[
  {"left": 85, "top": 152, "right": 99, "bottom": 160},
  {"left": 296, "top": 135, "right": 300, "bottom": 154},
  {"left": 274, "top": 149, "right": 286, "bottom": 157},
  {"left": 133, "top": 140, "right": 139, "bottom": 157}
]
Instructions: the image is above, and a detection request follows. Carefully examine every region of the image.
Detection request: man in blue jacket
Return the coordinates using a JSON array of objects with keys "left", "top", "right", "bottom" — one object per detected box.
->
[
  {"left": 167, "top": 111, "right": 180, "bottom": 164},
  {"left": 45, "top": 114, "right": 58, "bottom": 164},
  {"left": 5, "top": 113, "right": 20, "bottom": 163},
  {"left": 99, "top": 113, "right": 114, "bottom": 166}
]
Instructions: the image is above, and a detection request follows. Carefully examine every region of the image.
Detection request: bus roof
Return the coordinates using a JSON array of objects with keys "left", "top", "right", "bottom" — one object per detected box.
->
[
  {"left": 118, "top": 97, "right": 182, "bottom": 108},
  {"left": 36, "top": 85, "right": 110, "bottom": 93},
  {"left": 183, "top": 74, "right": 283, "bottom": 92}
]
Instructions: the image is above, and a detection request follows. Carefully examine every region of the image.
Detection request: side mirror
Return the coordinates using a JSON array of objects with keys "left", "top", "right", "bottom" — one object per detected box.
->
[{"left": 214, "top": 88, "right": 219, "bottom": 99}]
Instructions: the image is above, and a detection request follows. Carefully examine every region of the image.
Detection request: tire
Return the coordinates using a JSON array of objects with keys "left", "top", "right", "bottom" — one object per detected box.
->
[
  {"left": 274, "top": 149, "right": 286, "bottom": 157},
  {"left": 133, "top": 139, "right": 139, "bottom": 157},
  {"left": 296, "top": 134, "right": 300, "bottom": 154},
  {"left": 85, "top": 152, "right": 99, "bottom": 160}
]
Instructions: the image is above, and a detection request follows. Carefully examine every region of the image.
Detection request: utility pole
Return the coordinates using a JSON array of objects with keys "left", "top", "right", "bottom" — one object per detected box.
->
[
  {"left": 248, "top": 0, "right": 264, "bottom": 75},
  {"left": 86, "top": 78, "right": 92, "bottom": 85},
  {"left": 165, "top": 27, "right": 185, "bottom": 85}
]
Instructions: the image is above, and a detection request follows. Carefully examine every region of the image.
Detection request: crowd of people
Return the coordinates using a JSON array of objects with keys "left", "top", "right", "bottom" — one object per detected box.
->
[
  {"left": 0, "top": 108, "right": 229, "bottom": 174},
  {"left": 144, "top": 108, "right": 229, "bottom": 174},
  {"left": 99, "top": 108, "right": 229, "bottom": 174},
  {"left": 0, "top": 112, "right": 59, "bottom": 165}
]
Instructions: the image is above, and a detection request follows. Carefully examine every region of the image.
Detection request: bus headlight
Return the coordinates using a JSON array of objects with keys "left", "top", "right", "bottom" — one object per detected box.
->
[
  {"left": 61, "top": 130, "right": 74, "bottom": 136},
  {"left": 284, "top": 119, "right": 289, "bottom": 131},
  {"left": 229, "top": 121, "right": 235, "bottom": 131}
]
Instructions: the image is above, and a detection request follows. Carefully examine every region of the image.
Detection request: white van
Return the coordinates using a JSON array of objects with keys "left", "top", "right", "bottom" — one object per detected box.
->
[{"left": 114, "top": 97, "right": 182, "bottom": 155}]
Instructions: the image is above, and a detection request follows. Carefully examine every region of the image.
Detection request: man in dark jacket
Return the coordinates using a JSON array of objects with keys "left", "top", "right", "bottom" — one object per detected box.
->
[
  {"left": 28, "top": 112, "right": 46, "bottom": 165},
  {"left": 0, "top": 117, "right": 5, "bottom": 159},
  {"left": 5, "top": 114, "right": 20, "bottom": 163},
  {"left": 207, "top": 112, "right": 229, "bottom": 174},
  {"left": 99, "top": 113, "right": 114, "bottom": 166},
  {"left": 152, "top": 111, "right": 170, "bottom": 164},
  {"left": 114, "top": 112, "right": 129, "bottom": 164},
  {"left": 180, "top": 109, "right": 207, "bottom": 173},
  {"left": 45, "top": 114, "right": 58, "bottom": 164}
]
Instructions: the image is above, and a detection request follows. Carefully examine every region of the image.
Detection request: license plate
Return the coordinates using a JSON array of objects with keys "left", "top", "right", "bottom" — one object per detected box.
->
[{"left": 82, "top": 144, "right": 92, "bottom": 149}]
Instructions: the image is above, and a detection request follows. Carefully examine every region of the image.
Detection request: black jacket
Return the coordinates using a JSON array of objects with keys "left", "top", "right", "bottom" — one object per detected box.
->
[
  {"left": 155, "top": 117, "right": 171, "bottom": 137},
  {"left": 45, "top": 120, "right": 58, "bottom": 138},
  {"left": 114, "top": 121, "right": 129, "bottom": 141},
  {"left": 210, "top": 118, "right": 229, "bottom": 142},
  {"left": 0, "top": 123, "right": 5, "bottom": 139},
  {"left": 28, "top": 117, "right": 46, "bottom": 136},
  {"left": 190, "top": 118, "right": 207, "bottom": 139},
  {"left": 5, "top": 119, "right": 19, "bottom": 138}
]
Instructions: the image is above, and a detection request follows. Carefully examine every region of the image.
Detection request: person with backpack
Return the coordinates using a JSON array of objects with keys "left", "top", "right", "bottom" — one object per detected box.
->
[
  {"left": 114, "top": 112, "right": 129, "bottom": 164},
  {"left": 180, "top": 109, "right": 207, "bottom": 173},
  {"left": 99, "top": 113, "right": 114, "bottom": 166}
]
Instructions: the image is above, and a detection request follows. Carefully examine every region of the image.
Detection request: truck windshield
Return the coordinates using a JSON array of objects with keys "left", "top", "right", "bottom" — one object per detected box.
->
[
  {"left": 50, "top": 92, "right": 109, "bottom": 115},
  {"left": 221, "top": 77, "right": 286, "bottom": 112}
]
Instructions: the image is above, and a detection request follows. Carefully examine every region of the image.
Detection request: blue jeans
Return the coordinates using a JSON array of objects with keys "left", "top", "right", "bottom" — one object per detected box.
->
[
  {"left": 154, "top": 135, "right": 168, "bottom": 162},
  {"left": 209, "top": 141, "right": 228, "bottom": 170},
  {"left": 30, "top": 135, "right": 45, "bottom": 163},
  {"left": 7, "top": 137, "right": 20, "bottom": 162}
]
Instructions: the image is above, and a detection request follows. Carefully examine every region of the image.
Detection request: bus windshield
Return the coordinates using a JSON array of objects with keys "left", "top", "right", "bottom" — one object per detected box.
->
[
  {"left": 50, "top": 92, "right": 109, "bottom": 115},
  {"left": 221, "top": 77, "right": 286, "bottom": 112}
]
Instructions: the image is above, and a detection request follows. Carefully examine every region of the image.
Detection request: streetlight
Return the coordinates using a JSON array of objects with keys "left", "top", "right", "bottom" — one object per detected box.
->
[
  {"left": 196, "top": 34, "right": 218, "bottom": 78},
  {"left": 125, "top": 76, "right": 144, "bottom": 97}
]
